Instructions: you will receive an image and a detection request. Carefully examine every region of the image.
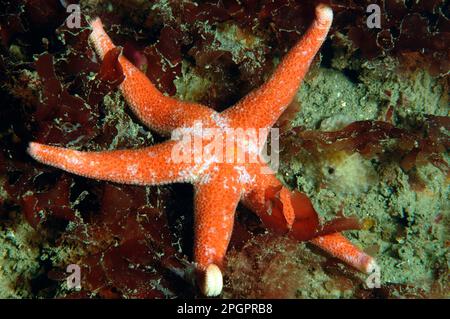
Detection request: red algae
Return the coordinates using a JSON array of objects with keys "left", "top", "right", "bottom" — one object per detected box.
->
[
  {"left": 224, "top": 234, "right": 318, "bottom": 299},
  {"left": 21, "top": 174, "right": 75, "bottom": 228},
  {"left": 34, "top": 53, "right": 99, "bottom": 145},
  {"left": 264, "top": 186, "right": 363, "bottom": 241},
  {"left": 59, "top": 183, "right": 190, "bottom": 298},
  {"left": 283, "top": 118, "right": 449, "bottom": 189},
  {"left": 0, "top": 0, "right": 181, "bottom": 298}
]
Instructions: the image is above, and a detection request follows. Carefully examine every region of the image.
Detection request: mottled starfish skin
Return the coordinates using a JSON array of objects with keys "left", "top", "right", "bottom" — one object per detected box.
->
[{"left": 29, "top": 5, "right": 376, "bottom": 296}]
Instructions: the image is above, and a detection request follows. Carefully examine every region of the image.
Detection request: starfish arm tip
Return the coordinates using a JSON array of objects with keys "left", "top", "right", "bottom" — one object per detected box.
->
[
  {"left": 27, "top": 142, "right": 41, "bottom": 159},
  {"left": 88, "top": 16, "right": 102, "bottom": 28},
  {"left": 316, "top": 4, "right": 333, "bottom": 25},
  {"left": 92, "top": 16, "right": 101, "bottom": 24},
  {"left": 363, "top": 257, "right": 379, "bottom": 274},
  {"left": 200, "top": 264, "right": 223, "bottom": 297}
]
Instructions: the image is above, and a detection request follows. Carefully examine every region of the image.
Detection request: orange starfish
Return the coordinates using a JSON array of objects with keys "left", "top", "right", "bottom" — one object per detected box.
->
[{"left": 28, "top": 4, "right": 376, "bottom": 296}]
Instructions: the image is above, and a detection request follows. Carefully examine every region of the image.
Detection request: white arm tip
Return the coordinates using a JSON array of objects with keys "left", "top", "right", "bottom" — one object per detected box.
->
[{"left": 200, "top": 264, "right": 223, "bottom": 297}]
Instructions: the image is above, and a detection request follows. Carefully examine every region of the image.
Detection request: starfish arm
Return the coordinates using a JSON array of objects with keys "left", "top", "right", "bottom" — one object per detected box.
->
[
  {"left": 193, "top": 172, "right": 241, "bottom": 269},
  {"left": 310, "top": 233, "right": 377, "bottom": 273},
  {"left": 224, "top": 4, "right": 333, "bottom": 130},
  {"left": 242, "top": 164, "right": 377, "bottom": 273},
  {"left": 89, "top": 18, "right": 217, "bottom": 134},
  {"left": 27, "top": 141, "right": 196, "bottom": 185},
  {"left": 193, "top": 169, "right": 241, "bottom": 296}
]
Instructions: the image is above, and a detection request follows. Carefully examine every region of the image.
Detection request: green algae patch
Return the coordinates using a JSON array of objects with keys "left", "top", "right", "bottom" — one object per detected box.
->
[
  {"left": 279, "top": 51, "right": 449, "bottom": 297},
  {"left": 293, "top": 68, "right": 379, "bottom": 130},
  {"left": 0, "top": 209, "right": 42, "bottom": 298}
]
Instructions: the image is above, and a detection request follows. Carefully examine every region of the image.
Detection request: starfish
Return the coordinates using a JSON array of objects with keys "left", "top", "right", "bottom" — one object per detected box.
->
[{"left": 28, "top": 4, "right": 377, "bottom": 296}]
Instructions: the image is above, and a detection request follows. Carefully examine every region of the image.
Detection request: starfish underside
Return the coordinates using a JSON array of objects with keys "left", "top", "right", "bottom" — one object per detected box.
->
[{"left": 29, "top": 4, "right": 376, "bottom": 296}]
